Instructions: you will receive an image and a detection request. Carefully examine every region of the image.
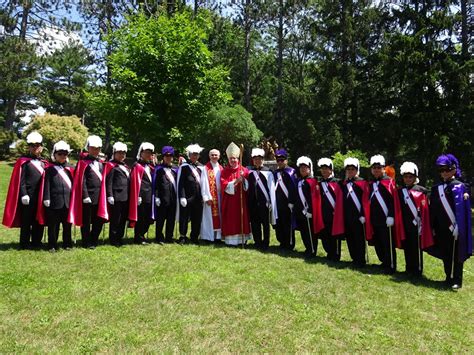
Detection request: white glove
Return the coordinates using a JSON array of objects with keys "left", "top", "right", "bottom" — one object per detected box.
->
[
  {"left": 453, "top": 225, "right": 459, "bottom": 238},
  {"left": 107, "top": 197, "right": 115, "bottom": 205},
  {"left": 359, "top": 216, "right": 366, "bottom": 225},
  {"left": 43, "top": 200, "right": 50, "bottom": 207},
  {"left": 155, "top": 197, "right": 161, "bottom": 207},
  {"left": 288, "top": 203, "right": 294, "bottom": 211},
  {"left": 83, "top": 197, "right": 92, "bottom": 204},
  {"left": 138, "top": 197, "right": 142, "bottom": 206},
  {"left": 386, "top": 217, "right": 394, "bottom": 227},
  {"left": 464, "top": 193, "right": 469, "bottom": 201},
  {"left": 180, "top": 198, "right": 187, "bottom": 207},
  {"left": 21, "top": 195, "right": 30, "bottom": 205},
  {"left": 304, "top": 211, "right": 312, "bottom": 219}
]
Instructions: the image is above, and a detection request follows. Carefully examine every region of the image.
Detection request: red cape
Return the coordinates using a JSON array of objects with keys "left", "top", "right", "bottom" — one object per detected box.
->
[
  {"left": 67, "top": 158, "right": 106, "bottom": 227},
  {"left": 401, "top": 188, "right": 434, "bottom": 250},
  {"left": 220, "top": 164, "right": 251, "bottom": 237},
  {"left": 306, "top": 178, "right": 325, "bottom": 235},
  {"left": 97, "top": 161, "right": 117, "bottom": 221},
  {"left": 37, "top": 164, "right": 75, "bottom": 226},
  {"left": 368, "top": 178, "right": 405, "bottom": 248},
  {"left": 3, "top": 157, "right": 47, "bottom": 228},
  {"left": 318, "top": 181, "right": 345, "bottom": 237},
  {"left": 128, "top": 163, "right": 145, "bottom": 228}
]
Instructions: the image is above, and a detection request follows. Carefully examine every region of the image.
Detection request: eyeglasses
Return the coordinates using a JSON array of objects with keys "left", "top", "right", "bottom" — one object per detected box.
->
[
  {"left": 371, "top": 166, "right": 383, "bottom": 170},
  {"left": 56, "top": 152, "right": 68, "bottom": 156},
  {"left": 276, "top": 158, "right": 285, "bottom": 162},
  {"left": 438, "top": 167, "right": 453, "bottom": 173}
]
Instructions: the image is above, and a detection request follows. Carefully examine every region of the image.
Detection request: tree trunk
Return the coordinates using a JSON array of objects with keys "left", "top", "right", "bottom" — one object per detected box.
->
[
  {"left": 243, "top": 0, "right": 251, "bottom": 111},
  {"left": 275, "top": 0, "right": 284, "bottom": 126},
  {"left": 460, "top": 0, "right": 469, "bottom": 60}
]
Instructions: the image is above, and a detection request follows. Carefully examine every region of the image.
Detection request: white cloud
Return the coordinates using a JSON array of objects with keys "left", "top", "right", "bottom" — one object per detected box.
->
[{"left": 33, "top": 26, "right": 83, "bottom": 56}]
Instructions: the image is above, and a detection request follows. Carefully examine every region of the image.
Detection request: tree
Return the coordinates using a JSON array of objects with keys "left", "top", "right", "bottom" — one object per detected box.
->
[
  {"left": 37, "top": 43, "right": 93, "bottom": 118},
  {"left": 0, "top": 0, "right": 80, "bottom": 130},
  {"left": 105, "top": 10, "right": 231, "bottom": 148}
]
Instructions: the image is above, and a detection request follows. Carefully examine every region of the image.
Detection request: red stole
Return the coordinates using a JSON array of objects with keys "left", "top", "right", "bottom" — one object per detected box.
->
[
  {"left": 206, "top": 162, "right": 222, "bottom": 229},
  {"left": 220, "top": 164, "right": 251, "bottom": 236},
  {"left": 3, "top": 157, "right": 47, "bottom": 228}
]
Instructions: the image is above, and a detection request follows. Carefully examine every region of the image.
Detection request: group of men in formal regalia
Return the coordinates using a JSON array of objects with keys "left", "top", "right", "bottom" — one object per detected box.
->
[{"left": 3, "top": 132, "right": 472, "bottom": 290}]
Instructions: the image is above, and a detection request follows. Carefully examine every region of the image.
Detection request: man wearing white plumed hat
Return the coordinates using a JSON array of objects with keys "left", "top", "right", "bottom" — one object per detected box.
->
[
  {"left": 3, "top": 131, "right": 46, "bottom": 249},
  {"left": 128, "top": 142, "right": 155, "bottom": 245},
  {"left": 176, "top": 143, "right": 205, "bottom": 245},
  {"left": 397, "top": 161, "right": 433, "bottom": 276},
  {"left": 103, "top": 142, "right": 130, "bottom": 247},
  {"left": 43, "top": 140, "right": 74, "bottom": 251},
  {"left": 247, "top": 147, "right": 278, "bottom": 250},
  {"left": 316, "top": 157, "right": 344, "bottom": 261},
  {"left": 341, "top": 157, "right": 370, "bottom": 267},
  {"left": 68, "top": 135, "right": 106, "bottom": 249},
  {"left": 368, "top": 154, "right": 403, "bottom": 274},
  {"left": 295, "top": 156, "right": 321, "bottom": 258}
]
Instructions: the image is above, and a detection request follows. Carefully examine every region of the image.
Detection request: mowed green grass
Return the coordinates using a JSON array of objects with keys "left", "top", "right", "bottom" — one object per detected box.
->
[{"left": 0, "top": 161, "right": 472, "bottom": 352}]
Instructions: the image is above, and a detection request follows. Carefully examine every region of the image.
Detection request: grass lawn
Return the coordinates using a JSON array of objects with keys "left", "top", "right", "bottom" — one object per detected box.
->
[{"left": 0, "top": 161, "right": 472, "bottom": 352}]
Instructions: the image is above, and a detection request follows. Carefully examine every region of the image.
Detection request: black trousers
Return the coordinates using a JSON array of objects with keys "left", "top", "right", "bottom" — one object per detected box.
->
[
  {"left": 81, "top": 203, "right": 104, "bottom": 247},
  {"left": 296, "top": 215, "right": 317, "bottom": 256},
  {"left": 109, "top": 201, "right": 128, "bottom": 245},
  {"left": 320, "top": 227, "right": 341, "bottom": 261},
  {"left": 179, "top": 201, "right": 202, "bottom": 241},
  {"left": 345, "top": 222, "right": 367, "bottom": 266},
  {"left": 20, "top": 202, "right": 44, "bottom": 248},
  {"left": 403, "top": 229, "right": 423, "bottom": 275},
  {"left": 47, "top": 207, "right": 71, "bottom": 249},
  {"left": 437, "top": 229, "right": 464, "bottom": 286},
  {"left": 250, "top": 204, "right": 270, "bottom": 249},
  {"left": 156, "top": 204, "right": 176, "bottom": 242},
  {"left": 373, "top": 225, "right": 397, "bottom": 272},
  {"left": 134, "top": 202, "right": 152, "bottom": 242},
  {"left": 275, "top": 205, "right": 295, "bottom": 250}
]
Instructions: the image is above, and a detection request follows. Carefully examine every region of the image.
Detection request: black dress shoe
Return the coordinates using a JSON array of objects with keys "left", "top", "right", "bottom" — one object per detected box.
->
[
  {"left": 178, "top": 237, "right": 187, "bottom": 245},
  {"left": 164, "top": 238, "right": 175, "bottom": 244},
  {"left": 451, "top": 284, "right": 462, "bottom": 290}
]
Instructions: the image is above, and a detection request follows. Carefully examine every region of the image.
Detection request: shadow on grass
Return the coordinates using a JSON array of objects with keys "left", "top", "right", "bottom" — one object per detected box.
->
[{"left": 0, "top": 234, "right": 451, "bottom": 291}]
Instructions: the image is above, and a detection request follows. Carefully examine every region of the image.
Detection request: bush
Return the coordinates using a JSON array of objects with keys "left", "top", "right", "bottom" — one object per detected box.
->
[
  {"left": 21, "top": 113, "right": 89, "bottom": 158},
  {"left": 0, "top": 128, "right": 16, "bottom": 159}
]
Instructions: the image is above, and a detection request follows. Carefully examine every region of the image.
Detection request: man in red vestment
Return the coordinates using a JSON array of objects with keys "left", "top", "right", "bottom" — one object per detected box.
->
[{"left": 220, "top": 142, "right": 252, "bottom": 245}]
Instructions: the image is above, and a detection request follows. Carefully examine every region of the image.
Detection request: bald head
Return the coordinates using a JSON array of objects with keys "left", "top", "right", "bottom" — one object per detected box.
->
[{"left": 209, "top": 149, "right": 220, "bottom": 164}]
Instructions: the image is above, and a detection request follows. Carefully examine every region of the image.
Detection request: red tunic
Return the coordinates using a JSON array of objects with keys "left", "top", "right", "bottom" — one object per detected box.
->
[{"left": 220, "top": 164, "right": 251, "bottom": 238}]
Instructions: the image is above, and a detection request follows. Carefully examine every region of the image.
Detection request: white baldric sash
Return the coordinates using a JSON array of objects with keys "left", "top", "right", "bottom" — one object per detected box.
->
[
  {"left": 164, "top": 167, "right": 176, "bottom": 191},
  {"left": 118, "top": 164, "right": 130, "bottom": 178},
  {"left": 402, "top": 188, "right": 419, "bottom": 226},
  {"left": 88, "top": 161, "right": 102, "bottom": 181},
  {"left": 54, "top": 165, "right": 72, "bottom": 189},
  {"left": 276, "top": 172, "right": 289, "bottom": 199},
  {"left": 298, "top": 180, "right": 309, "bottom": 212},
  {"left": 321, "top": 182, "right": 336, "bottom": 209},
  {"left": 144, "top": 165, "right": 152, "bottom": 182},
  {"left": 438, "top": 184, "right": 456, "bottom": 232},
  {"left": 30, "top": 159, "right": 44, "bottom": 175},
  {"left": 252, "top": 171, "right": 270, "bottom": 204},
  {"left": 371, "top": 181, "right": 389, "bottom": 217},
  {"left": 346, "top": 182, "right": 362, "bottom": 213},
  {"left": 189, "top": 165, "right": 201, "bottom": 184}
]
